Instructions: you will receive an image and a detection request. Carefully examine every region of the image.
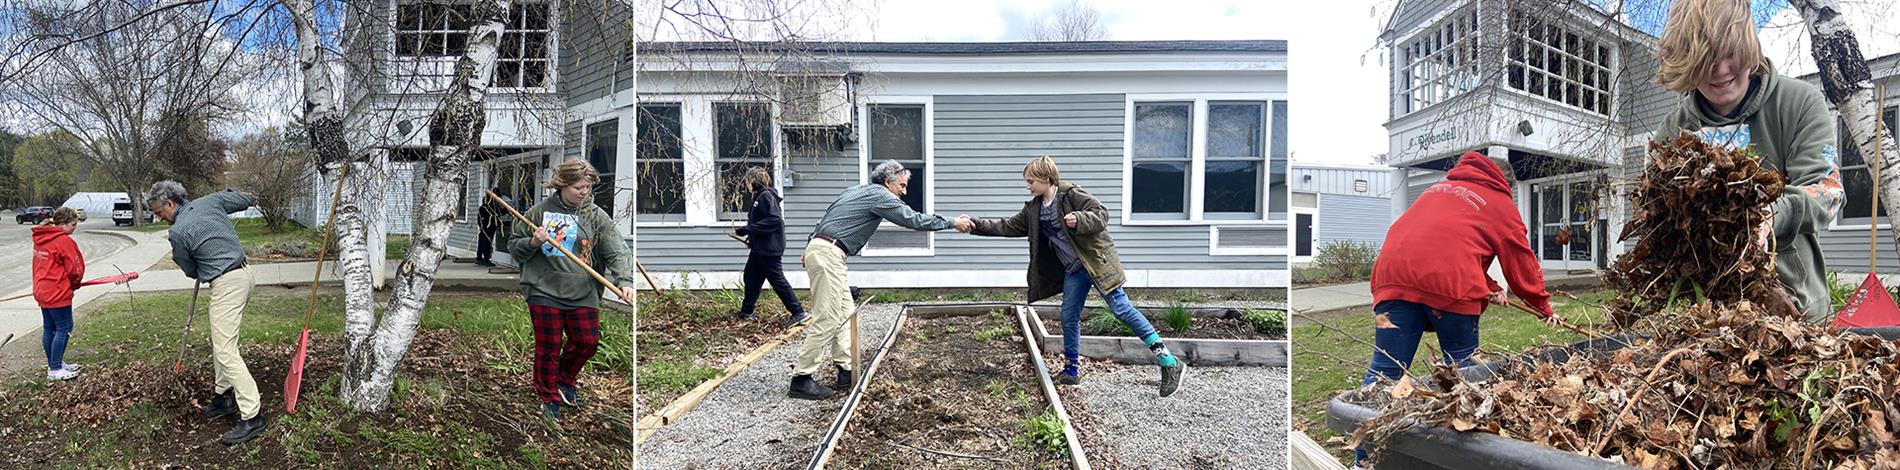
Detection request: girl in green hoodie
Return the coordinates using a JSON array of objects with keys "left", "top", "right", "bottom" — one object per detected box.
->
[
  {"left": 1655, "top": 0, "right": 1842, "bottom": 325},
  {"left": 508, "top": 159, "right": 637, "bottom": 420}
]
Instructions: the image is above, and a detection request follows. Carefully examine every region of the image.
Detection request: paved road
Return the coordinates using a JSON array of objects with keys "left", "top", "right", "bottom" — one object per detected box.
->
[{"left": 0, "top": 213, "right": 139, "bottom": 289}]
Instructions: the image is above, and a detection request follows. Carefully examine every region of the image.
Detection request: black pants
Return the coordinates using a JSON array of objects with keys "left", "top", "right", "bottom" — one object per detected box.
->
[
  {"left": 741, "top": 254, "right": 804, "bottom": 315},
  {"left": 476, "top": 225, "right": 495, "bottom": 262}
]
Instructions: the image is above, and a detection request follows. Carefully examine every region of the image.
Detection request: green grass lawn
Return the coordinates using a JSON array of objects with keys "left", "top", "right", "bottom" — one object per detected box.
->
[
  {"left": 1291, "top": 289, "right": 1614, "bottom": 462},
  {"left": 1, "top": 288, "right": 631, "bottom": 467}
]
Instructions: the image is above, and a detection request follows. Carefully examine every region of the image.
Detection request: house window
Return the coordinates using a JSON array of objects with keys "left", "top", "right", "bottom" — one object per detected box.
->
[
  {"left": 866, "top": 104, "right": 926, "bottom": 212},
  {"left": 1398, "top": 5, "right": 1479, "bottom": 115},
  {"left": 586, "top": 119, "right": 617, "bottom": 215},
  {"left": 1506, "top": 5, "right": 1612, "bottom": 115},
  {"left": 715, "top": 103, "right": 773, "bottom": 220},
  {"left": 1206, "top": 102, "right": 1267, "bottom": 219},
  {"left": 1131, "top": 99, "right": 1283, "bottom": 223},
  {"left": 396, "top": 2, "right": 550, "bottom": 88},
  {"left": 1839, "top": 106, "right": 1899, "bottom": 223},
  {"left": 495, "top": 3, "right": 551, "bottom": 88},
  {"left": 1132, "top": 102, "right": 1192, "bottom": 218},
  {"left": 635, "top": 104, "right": 684, "bottom": 222}
]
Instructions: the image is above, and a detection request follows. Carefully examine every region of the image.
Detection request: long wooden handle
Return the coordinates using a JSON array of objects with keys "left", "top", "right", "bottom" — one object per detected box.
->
[
  {"left": 636, "top": 261, "right": 665, "bottom": 297},
  {"left": 1507, "top": 298, "right": 1602, "bottom": 339},
  {"left": 727, "top": 232, "right": 750, "bottom": 248},
  {"left": 0, "top": 291, "right": 28, "bottom": 303},
  {"left": 485, "top": 190, "right": 629, "bottom": 301},
  {"left": 305, "top": 163, "right": 352, "bottom": 327}
]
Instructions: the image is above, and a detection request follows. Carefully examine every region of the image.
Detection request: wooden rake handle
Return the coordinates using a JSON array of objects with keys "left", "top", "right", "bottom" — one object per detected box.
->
[
  {"left": 1507, "top": 298, "right": 1604, "bottom": 339},
  {"left": 485, "top": 190, "right": 632, "bottom": 303}
]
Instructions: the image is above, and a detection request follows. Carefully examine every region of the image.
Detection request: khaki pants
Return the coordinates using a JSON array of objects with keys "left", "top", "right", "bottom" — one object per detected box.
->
[
  {"left": 793, "top": 239, "right": 854, "bottom": 376},
  {"left": 208, "top": 266, "right": 260, "bottom": 420}
]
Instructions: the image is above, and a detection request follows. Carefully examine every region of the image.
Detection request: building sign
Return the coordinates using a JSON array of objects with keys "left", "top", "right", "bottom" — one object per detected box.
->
[{"left": 1409, "top": 127, "right": 1457, "bottom": 151}]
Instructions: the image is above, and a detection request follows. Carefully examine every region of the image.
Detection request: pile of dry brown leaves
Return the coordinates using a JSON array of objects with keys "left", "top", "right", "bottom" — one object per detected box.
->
[
  {"left": 1605, "top": 131, "right": 1798, "bottom": 325},
  {"left": 1351, "top": 131, "right": 1900, "bottom": 469}
]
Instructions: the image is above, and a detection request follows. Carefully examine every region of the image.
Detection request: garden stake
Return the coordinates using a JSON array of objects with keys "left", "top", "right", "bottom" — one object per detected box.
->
[
  {"left": 288, "top": 162, "right": 351, "bottom": 414},
  {"left": 174, "top": 282, "right": 202, "bottom": 374},
  {"left": 486, "top": 190, "right": 635, "bottom": 304}
]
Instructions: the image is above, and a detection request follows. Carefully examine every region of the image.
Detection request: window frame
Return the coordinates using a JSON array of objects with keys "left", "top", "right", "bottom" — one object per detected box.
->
[
  {"left": 712, "top": 101, "right": 777, "bottom": 222},
  {"left": 584, "top": 117, "right": 619, "bottom": 217},
  {"left": 633, "top": 102, "right": 688, "bottom": 225},
  {"left": 1396, "top": 3, "right": 1480, "bottom": 117},
  {"left": 1830, "top": 105, "right": 1900, "bottom": 230},
  {"left": 856, "top": 96, "right": 935, "bottom": 257},
  {"left": 1130, "top": 101, "right": 1195, "bottom": 220},
  {"left": 390, "top": 1, "right": 558, "bottom": 93},
  {"left": 1204, "top": 100, "right": 1270, "bottom": 220},
  {"left": 1122, "top": 93, "right": 1284, "bottom": 227},
  {"left": 1503, "top": 3, "right": 1617, "bottom": 117}
]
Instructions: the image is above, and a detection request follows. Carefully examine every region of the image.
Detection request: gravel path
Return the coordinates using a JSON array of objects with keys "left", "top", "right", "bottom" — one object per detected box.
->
[
  {"left": 638, "top": 303, "right": 903, "bottom": 469},
  {"left": 1063, "top": 361, "right": 1290, "bottom": 469}
]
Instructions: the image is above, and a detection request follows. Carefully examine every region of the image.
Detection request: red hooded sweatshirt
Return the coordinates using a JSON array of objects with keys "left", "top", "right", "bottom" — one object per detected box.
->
[
  {"left": 32, "top": 225, "right": 84, "bottom": 309},
  {"left": 1371, "top": 151, "right": 1552, "bottom": 316}
]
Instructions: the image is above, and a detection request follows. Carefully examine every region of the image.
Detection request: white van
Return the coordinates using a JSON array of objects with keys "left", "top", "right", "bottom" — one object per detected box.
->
[{"left": 111, "top": 195, "right": 135, "bottom": 226}]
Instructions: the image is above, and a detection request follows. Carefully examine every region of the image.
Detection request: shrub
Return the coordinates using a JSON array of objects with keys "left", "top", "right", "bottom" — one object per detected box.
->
[
  {"left": 1242, "top": 308, "right": 1287, "bottom": 336},
  {"left": 1311, "top": 240, "right": 1378, "bottom": 282}
]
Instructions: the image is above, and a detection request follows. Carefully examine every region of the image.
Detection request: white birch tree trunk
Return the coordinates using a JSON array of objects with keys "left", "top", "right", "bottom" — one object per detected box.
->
[
  {"left": 1790, "top": 0, "right": 1900, "bottom": 251},
  {"left": 338, "top": 0, "right": 512, "bottom": 412}
]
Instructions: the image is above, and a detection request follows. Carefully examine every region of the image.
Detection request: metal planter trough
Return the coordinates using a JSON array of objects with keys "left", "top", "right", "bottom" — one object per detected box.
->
[
  {"left": 807, "top": 303, "right": 1089, "bottom": 469},
  {"left": 1024, "top": 305, "right": 1288, "bottom": 367},
  {"left": 1325, "top": 328, "right": 1900, "bottom": 470}
]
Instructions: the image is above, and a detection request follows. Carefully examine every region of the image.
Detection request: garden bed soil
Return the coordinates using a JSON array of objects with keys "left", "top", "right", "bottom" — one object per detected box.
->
[
  {"left": 0, "top": 328, "right": 632, "bottom": 468},
  {"left": 637, "top": 293, "right": 794, "bottom": 411},
  {"left": 831, "top": 309, "right": 1073, "bottom": 469}
]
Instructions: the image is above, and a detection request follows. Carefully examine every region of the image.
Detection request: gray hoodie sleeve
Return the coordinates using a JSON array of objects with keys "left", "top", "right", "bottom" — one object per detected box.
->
[
  {"left": 871, "top": 195, "right": 953, "bottom": 231},
  {"left": 208, "top": 190, "right": 255, "bottom": 215}
]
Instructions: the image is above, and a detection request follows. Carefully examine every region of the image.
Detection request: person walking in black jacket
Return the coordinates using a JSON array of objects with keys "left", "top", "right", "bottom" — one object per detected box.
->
[
  {"left": 475, "top": 185, "right": 503, "bottom": 267},
  {"left": 732, "top": 167, "right": 808, "bottom": 328}
]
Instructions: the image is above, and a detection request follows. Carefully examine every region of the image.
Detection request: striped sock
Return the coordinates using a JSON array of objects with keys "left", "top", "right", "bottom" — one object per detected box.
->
[{"left": 1140, "top": 333, "right": 1179, "bottom": 367}]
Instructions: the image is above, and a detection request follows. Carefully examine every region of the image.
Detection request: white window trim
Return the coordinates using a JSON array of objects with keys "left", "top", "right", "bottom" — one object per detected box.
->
[
  {"left": 1122, "top": 93, "right": 1286, "bottom": 228},
  {"left": 387, "top": 0, "right": 560, "bottom": 94},
  {"left": 1289, "top": 206, "right": 1319, "bottom": 262},
  {"left": 1501, "top": 4, "right": 1619, "bottom": 118},
  {"left": 633, "top": 100, "right": 689, "bottom": 227},
  {"left": 636, "top": 96, "right": 780, "bottom": 229},
  {"left": 1396, "top": 3, "right": 1479, "bottom": 117},
  {"left": 858, "top": 95, "right": 936, "bottom": 257},
  {"left": 583, "top": 107, "right": 639, "bottom": 239},
  {"left": 1208, "top": 225, "right": 1288, "bottom": 256},
  {"left": 1831, "top": 107, "right": 1898, "bottom": 231}
]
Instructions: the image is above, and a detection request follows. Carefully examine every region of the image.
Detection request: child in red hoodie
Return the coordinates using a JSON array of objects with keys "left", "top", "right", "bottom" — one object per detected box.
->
[
  {"left": 32, "top": 208, "right": 88, "bottom": 381},
  {"left": 1364, "top": 151, "right": 1558, "bottom": 385},
  {"left": 1353, "top": 151, "right": 1560, "bottom": 464}
]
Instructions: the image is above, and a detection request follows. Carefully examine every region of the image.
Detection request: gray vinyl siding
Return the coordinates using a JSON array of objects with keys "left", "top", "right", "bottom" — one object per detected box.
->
[
  {"left": 1819, "top": 225, "right": 1900, "bottom": 274},
  {"left": 1385, "top": 0, "right": 1460, "bottom": 44},
  {"left": 558, "top": 0, "right": 634, "bottom": 106},
  {"left": 1317, "top": 193, "right": 1391, "bottom": 248},
  {"left": 1402, "top": 169, "right": 1445, "bottom": 208},
  {"left": 444, "top": 163, "right": 484, "bottom": 258},
  {"left": 1620, "top": 145, "right": 1645, "bottom": 253},
  {"left": 634, "top": 93, "right": 1287, "bottom": 276},
  {"left": 1292, "top": 167, "right": 1397, "bottom": 199},
  {"left": 1617, "top": 44, "right": 1677, "bottom": 136},
  {"left": 563, "top": 119, "right": 583, "bottom": 162}
]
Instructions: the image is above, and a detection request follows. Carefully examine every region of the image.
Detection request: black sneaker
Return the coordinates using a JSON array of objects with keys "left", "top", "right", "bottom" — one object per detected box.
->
[
  {"left": 1159, "top": 361, "right": 1187, "bottom": 397},
  {"left": 221, "top": 413, "right": 268, "bottom": 445},
  {"left": 559, "top": 384, "right": 585, "bottom": 407},
  {"left": 542, "top": 402, "right": 562, "bottom": 421},
  {"left": 1056, "top": 373, "right": 1081, "bottom": 385},
  {"left": 788, "top": 374, "right": 834, "bottom": 400},
  {"left": 833, "top": 365, "right": 854, "bottom": 392},
  {"left": 782, "top": 311, "right": 811, "bottom": 329},
  {"left": 732, "top": 310, "right": 757, "bottom": 320},
  {"left": 202, "top": 389, "right": 237, "bottom": 419}
]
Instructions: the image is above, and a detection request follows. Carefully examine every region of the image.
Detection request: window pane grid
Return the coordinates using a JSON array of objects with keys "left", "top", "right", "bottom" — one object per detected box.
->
[
  {"left": 715, "top": 103, "right": 773, "bottom": 219},
  {"left": 1506, "top": 5, "right": 1612, "bottom": 115},
  {"left": 397, "top": 2, "right": 551, "bottom": 88},
  {"left": 1399, "top": 6, "right": 1478, "bottom": 116}
]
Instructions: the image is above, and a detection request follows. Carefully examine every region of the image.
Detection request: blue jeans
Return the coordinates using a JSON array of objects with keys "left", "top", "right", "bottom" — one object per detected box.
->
[
  {"left": 1060, "top": 269, "right": 1159, "bottom": 360},
  {"left": 41, "top": 306, "right": 73, "bottom": 371},
  {"left": 1361, "top": 300, "right": 1481, "bottom": 385},
  {"left": 1355, "top": 300, "right": 1481, "bottom": 464}
]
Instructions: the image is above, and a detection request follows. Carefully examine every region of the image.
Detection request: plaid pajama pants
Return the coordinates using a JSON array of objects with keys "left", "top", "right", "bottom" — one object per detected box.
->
[{"left": 528, "top": 304, "right": 601, "bottom": 404}]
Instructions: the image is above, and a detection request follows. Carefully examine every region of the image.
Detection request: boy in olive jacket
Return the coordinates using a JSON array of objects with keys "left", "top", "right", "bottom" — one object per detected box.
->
[{"left": 959, "top": 156, "right": 1185, "bottom": 397}]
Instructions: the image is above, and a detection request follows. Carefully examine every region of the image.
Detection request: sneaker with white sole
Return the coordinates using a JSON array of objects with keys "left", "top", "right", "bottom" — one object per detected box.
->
[
  {"left": 46, "top": 368, "right": 79, "bottom": 381},
  {"left": 60, "top": 363, "right": 80, "bottom": 372}
]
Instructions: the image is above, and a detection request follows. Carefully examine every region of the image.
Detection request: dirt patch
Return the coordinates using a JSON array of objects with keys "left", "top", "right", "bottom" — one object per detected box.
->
[
  {"left": 832, "top": 310, "right": 1072, "bottom": 469},
  {"left": 636, "top": 293, "right": 790, "bottom": 412},
  {"left": 0, "top": 295, "right": 631, "bottom": 468}
]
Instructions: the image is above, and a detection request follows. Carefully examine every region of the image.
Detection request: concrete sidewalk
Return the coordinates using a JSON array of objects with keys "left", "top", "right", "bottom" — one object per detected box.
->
[
  {"left": 0, "top": 228, "right": 522, "bottom": 348},
  {"left": 1291, "top": 270, "right": 1604, "bottom": 316}
]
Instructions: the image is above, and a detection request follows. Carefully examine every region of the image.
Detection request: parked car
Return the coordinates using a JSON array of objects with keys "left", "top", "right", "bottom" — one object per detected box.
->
[
  {"left": 15, "top": 206, "right": 51, "bottom": 224},
  {"left": 73, "top": 208, "right": 87, "bottom": 222},
  {"left": 112, "top": 199, "right": 135, "bottom": 226}
]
